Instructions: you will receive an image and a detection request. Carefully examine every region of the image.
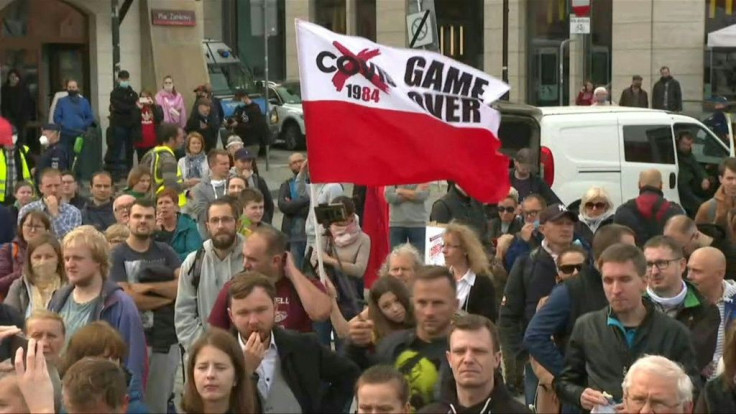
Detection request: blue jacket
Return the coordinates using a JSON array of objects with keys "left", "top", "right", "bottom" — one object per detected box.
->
[
  {"left": 53, "top": 95, "right": 94, "bottom": 136},
  {"left": 160, "top": 213, "right": 203, "bottom": 262},
  {"left": 48, "top": 280, "right": 147, "bottom": 389}
]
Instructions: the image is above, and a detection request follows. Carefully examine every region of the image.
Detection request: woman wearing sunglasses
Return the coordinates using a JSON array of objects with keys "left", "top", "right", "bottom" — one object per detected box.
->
[
  {"left": 578, "top": 186, "right": 615, "bottom": 245},
  {"left": 531, "top": 244, "right": 588, "bottom": 413},
  {"left": 490, "top": 188, "right": 523, "bottom": 241}
]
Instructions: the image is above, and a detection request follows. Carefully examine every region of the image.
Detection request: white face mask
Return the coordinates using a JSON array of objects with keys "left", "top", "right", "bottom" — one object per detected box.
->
[
  {"left": 164, "top": 85, "right": 173, "bottom": 92},
  {"left": 39, "top": 135, "right": 49, "bottom": 147},
  {"left": 11, "top": 134, "right": 17, "bottom": 145}
]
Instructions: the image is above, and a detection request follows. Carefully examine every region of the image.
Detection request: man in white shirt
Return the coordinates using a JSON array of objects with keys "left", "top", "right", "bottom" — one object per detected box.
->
[{"left": 229, "top": 272, "right": 359, "bottom": 413}]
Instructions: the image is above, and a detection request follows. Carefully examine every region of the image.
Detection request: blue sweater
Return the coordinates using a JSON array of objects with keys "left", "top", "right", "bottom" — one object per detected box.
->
[{"left": 53, "top": 95, "right": 94, "bottom": 136}]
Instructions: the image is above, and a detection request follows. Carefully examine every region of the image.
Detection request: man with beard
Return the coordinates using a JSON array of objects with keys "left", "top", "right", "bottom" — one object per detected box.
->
[
  {"left": 229, "top": 273, "right": 359, "bottom": 413},
  {"left": 109, "top": 198, "right": 181, "bottom": 413},
  {"left": 208, "top": 225, "right": 331, "bottom": 332},
  {"left": 175, "top": 197, "right": 245, "bottom": 350},
  {"left": 48, "top": 225, "right": 146, "bottom": 391},
  {"left": 278, "top": 153, "right": 310, "bottom": 266},
  {"left": 652, "top": 66, "right": 683, "bottom": 111},
  {"left": 676, "top": 131, "right": 710, "bottom": 216}
]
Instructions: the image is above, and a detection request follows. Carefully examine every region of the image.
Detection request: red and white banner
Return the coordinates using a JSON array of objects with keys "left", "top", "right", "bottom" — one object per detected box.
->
[
  {"left": 572, "top": 0, "right": 591, "bottom": 17},
  {"left": 296, "top": 20, "right": 511, "bottom": 203}
]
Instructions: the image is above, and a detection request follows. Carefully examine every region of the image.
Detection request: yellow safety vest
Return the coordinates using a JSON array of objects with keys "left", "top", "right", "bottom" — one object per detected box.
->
[
  {"left": 151, "top": 146, "right": 187, "bottom": 207},
  {"left": 0, "top": 146, "right": 31, "bottom": 203}
]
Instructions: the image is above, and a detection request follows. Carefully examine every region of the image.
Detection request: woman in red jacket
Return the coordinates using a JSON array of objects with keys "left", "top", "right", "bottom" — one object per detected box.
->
[
  {"left": 134, "top": 89, "right": 163, "bottom": 162},
  {"left": 575, "top": 80, "right": 595, "bottom": 106}
]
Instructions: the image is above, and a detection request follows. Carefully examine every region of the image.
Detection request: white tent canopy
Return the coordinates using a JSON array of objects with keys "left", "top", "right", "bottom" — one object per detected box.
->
[{"left": 708, "top": 24, "right": 736, "bottom": 48}]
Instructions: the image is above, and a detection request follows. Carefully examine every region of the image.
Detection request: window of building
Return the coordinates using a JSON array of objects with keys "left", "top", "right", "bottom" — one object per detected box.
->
[
  {"left": 356, "top": 0, "right": 376, "bottom": 41},
  {"left": 435, "top": 0, "right": 484, "bottom": 69},
  {"left": 315, "top": 0, "right": 346, "bottom": 34},
  {"left": 623, "top": 125, "right": 675, "bottom": 164},
  {"left": 235, "top": 0, "right": 286, "bottom": 82},
  {"left": 704, "top": 0, "right": 736, "bottom": 101}
]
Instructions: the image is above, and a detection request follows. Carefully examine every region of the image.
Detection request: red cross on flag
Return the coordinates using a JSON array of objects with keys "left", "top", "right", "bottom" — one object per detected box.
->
[{"left": 296, "top": 20, "right": 511, "bottom": 203}]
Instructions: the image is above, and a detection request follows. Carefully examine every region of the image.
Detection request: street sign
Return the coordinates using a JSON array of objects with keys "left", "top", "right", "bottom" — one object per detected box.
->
[
  {"left": 250, "top": 0, "right": 277, "bottom": 37},
  {"left": 407, "top": 10, "right": 435, "bottom": 48},
  {"left": 570, "top": 16, "right": 590, "bottom": 34},
  {"left": 572, "top": 0, "right": 591, "bottom": 17}
]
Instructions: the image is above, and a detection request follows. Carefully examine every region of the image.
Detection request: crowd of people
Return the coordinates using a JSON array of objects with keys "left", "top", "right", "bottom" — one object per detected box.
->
[{"left": 0, "top": 68, "right": 733, "bottom": 414}]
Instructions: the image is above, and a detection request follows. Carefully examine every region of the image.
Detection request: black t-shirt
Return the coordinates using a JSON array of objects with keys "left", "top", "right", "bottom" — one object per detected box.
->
[
  {"left": 155, "top": 228, "right": 175, "bottom": 245},
  {"left": 110, "top": 241, "right": 181, "bottom": 351},
  {"left": 511, "top": 175, "right": 533, "bottom": 202}
]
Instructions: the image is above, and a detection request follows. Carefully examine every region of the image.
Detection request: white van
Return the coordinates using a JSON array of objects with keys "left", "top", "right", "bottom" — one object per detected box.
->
[{"left": 495, "top": 104, "right": 735, "bottom": 209}]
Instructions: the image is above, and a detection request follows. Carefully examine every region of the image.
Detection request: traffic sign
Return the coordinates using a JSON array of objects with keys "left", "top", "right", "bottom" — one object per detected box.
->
[
  {"left": 570, "top": 16, "right": 590, "bottom": 34},
  {"left": 407, "top": 10, "right": 434, "bottom": 48}
]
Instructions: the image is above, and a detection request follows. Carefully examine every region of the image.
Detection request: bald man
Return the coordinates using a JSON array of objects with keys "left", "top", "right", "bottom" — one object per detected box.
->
[
  {"left": 664, "top": 215, "right": 736, "bottom": 278},
  {"left": 687, "top": 247, "right": 736, "bottom": 378},
  {"left": 614, "top": 169, "right": 685, "bottom": 246}
]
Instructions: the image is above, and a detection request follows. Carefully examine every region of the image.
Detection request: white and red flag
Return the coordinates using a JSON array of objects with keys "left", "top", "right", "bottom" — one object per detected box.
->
[{"left": 296, "top": 20, "right": 511, "bottom": 203}]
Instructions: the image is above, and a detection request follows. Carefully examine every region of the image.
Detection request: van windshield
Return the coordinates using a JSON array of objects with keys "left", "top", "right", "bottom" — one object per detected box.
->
[
  {"left": 276, "top": 85, "right": 301, "bottom": 104},
  {"left": 208, "top": 63, "right": 258, "bottom": 96}
]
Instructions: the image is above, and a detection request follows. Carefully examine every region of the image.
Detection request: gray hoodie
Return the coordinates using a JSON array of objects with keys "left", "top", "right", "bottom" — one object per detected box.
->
[{"left": 174, "top": 235, "right": 245, "bottom": 350}]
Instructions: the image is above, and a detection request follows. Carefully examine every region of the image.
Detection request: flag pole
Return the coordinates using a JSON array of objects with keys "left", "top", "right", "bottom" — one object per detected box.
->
[{"left": 310, "top": 183, "right": 328, "bottom": 283}]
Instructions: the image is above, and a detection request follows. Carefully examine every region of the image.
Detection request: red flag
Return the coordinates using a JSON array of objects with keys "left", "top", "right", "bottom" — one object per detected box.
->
[
  {"left": 297, "top": 21, "right": 511, "bottom": 203},
  {"left": 361, "top": 186, "right": 389, "bottom": 289}
]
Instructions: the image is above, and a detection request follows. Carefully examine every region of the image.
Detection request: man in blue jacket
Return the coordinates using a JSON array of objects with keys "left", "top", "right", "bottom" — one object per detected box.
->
[
  {"left": 522, "top": 224, "right": 636, "bottom": 411},
  {"left": 48, "top": 225, "right": 147, "bottom": 391},
  {"left": 53, "top": 79, "right": 94, "bottom": 156}
]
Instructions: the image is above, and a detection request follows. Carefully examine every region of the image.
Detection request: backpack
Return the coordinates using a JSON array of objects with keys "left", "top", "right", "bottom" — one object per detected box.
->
[
  {"left": 188, "top": 247, "right": 206, "bottom": 290},
  {"left": 632, "top": 197, "right": 672, "bottom": 243}
]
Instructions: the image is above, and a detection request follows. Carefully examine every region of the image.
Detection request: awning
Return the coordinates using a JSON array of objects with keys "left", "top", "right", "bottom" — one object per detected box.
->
[{"left": 708, "top": 24, "right": 736, "bottom": 48}]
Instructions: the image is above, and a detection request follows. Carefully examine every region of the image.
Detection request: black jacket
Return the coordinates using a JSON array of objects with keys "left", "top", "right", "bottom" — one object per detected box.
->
[
  {"left": 555, "top": 299, "right": 700, "bottom": 407},
  {"left": 109, "top": 86, "right": 139, "bottom": 128},
  {"left": 463, "top": 273, "right": 497, "bottom": 322},
  {"left": 278, "top": 177, "right": 310, "bottom": 242},
  {"left": 231, "top": 102, "right": 269, "bottom": 147},
  {"left": 260, "top": 327, "right": 360, "bottom": 413},
  {"left": 419, "top": 373, "right": 531, "bottom": 414},
  {"left": 81, "top": 200, "right": 116, "bottom": 232},
  {"left": 489, "top": 216, "right": 523, "bottom": 241},
  {"left": 498, "top": 247, "right": 557, "bottom": 359},
  {"left": 0, "top": 303, "right": 23, "bottom": 362},
  {"left": 508, "top": 169, "right": 561, "bottom": 205},
  {"left": 652, "top": 76, "right": 683, "bottom": 111},
  {"left": 695, "top": 376, "right": 736, "bottom": 413},
  {"left": 185, "top": 112, "right": 220, "bottom": 150},
  {"left": 430, "top": 186, "right": 489, "bottom": 248},
  {"left": 649, "top": 282, "right": 721, "bottom": 374},
  {"left": 613, "top": 186, "right": 685, "bottom": 246},
  {"left": 253, "top": 174, "right": 274, "bottom": 224},
  {"left": 678, "top": 149, "right": 710, "bottom": 215}
]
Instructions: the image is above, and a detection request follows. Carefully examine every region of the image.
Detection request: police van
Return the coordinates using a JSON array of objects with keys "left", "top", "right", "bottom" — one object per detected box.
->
[{"left": 495, "top": 103, "right": 735, "bottom": 209}]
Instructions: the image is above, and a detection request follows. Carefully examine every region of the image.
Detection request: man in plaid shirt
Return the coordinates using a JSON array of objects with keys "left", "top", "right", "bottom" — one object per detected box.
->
[{"left": 18, "top": 168, "right": 81, "bottom": 239}]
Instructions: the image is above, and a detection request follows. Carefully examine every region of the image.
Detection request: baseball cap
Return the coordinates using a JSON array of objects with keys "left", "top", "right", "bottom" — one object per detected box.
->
[
  {"left": 234, "top": 148, "right": 255, "bottom": 161},
  {"left": 41, "top": 123, "right": 61, "bottom": 132},
  {"left": 0, "top": 117, "right": 12, "bottom": 145},
  {"left": 226, "top": 135, "right": 244, "bottom": 148},
  {"left": 539, "top": 203, "right": 578, "bottom": 224}
]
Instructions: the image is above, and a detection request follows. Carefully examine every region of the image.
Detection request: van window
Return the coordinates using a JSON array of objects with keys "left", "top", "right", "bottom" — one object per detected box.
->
[
  {"left": 623, "top": 125, "right": 675, "bottom": 164},
  {"left": 674, "top": 123, "right": 729, "bottom": 165}
]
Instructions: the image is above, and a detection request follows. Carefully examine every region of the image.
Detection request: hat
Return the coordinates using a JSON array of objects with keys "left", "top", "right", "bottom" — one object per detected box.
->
[
  {"left": 41, "top": 123, "right": 61, "bottom": 132},
  {"left": 193, "top": 84, "right": 207, "bottom": 93},
  {"left": 226, "top": 135, "right": 244, "bottom": 148},
  {"left": 234, "top": 148, "right": 255, "bottom": 161},
  {"left": 0, "top": 117, "right": 12, "bottom": 147},
  {"left": 514, "top": 148, "right": 534, "bottom": 165},
  {"left": 539, "top": 203, "right": 578, "bottom": 224}
]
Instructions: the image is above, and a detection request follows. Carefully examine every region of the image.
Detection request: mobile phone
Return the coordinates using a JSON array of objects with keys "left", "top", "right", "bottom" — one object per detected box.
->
[{"left": 9, "top": 333, "right": 28, "bottom": 357}]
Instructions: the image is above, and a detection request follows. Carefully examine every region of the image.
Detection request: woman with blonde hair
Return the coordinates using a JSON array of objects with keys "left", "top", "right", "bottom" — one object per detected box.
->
[
  {"left": 177, "top": 131, "right": 209, "bottom": 188},
  {"left": 578, "top": 186, "right": 615, "bottom": 244},
  {"left": 124, "top": 166, "right": 152, "bottom": 199},
  {"left": 442, "top": 222, "right": 497, "bottom": 321}
]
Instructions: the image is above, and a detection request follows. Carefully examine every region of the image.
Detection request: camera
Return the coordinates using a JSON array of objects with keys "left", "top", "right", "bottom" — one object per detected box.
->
[{"left": 314, "top": 203, "right": 347, "bottom": 226}]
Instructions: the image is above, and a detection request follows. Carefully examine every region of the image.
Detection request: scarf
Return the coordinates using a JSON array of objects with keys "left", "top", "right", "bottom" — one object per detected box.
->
[
  {"left": 579, "top": 209, "right": 614, "bottom": 234},
  {"left": 28, "top": 262, "right": 61, "bottom": 315},
  {"left": 330, "top": 215, "right": 362, "bottom": 247},
  {"left": 186, "top": 153, "right": 206, "bottom": 178},
  {"left": 647, "top": 280, "right": 687, "bottom": 312}
]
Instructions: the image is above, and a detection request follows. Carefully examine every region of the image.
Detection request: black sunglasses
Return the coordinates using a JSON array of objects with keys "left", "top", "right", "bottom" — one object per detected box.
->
[
  {"left": 558, "top": 263, "right": 584, "bottom": 275},
  {"left": 585, "top": 202, "right": 607, "bottom": 210},
  {"left": 498, "top": 206, "right": 515, "bottom": 213}
]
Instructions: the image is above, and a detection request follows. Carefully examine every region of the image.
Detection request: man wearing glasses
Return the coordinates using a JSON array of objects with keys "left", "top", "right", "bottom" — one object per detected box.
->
[
  {"left": 622, "top": 355, "right": 694, "bottom": 414},
  {"left": 555, "top": 243, "right": 699, "bottom": 411},
  {"left": 643, "top": 235, "right": 720, "bottom": 376},
  {"left": 112, "top": 194, "right": 136, "bottom": 225},
  {"left": 174, "top": 197, "right": 245, "bottom": 350}
]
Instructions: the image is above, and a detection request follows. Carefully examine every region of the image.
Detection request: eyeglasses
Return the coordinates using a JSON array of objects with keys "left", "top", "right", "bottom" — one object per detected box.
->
[
  {"left": 558, "top": 263, "right": 584, "bottom": 275},
  {"left": 625, "top": 395, "right": 681, "bottom": 413},
  {"left": 498, "top": 206, "right": 516, "bottom": 214},
  {"left": 23, "top": 224, "right": 45, "bottom": 232},
  {"left": 585, "top": 202, "right": 607, "bottom": 210},
  {"left": 114, "top": 205, "right": 131, "bottom": 213},
  {"left": 523, "top": 210, "right": 541, "bottom": 218},
  {"left": 208, "top": 216, "right": 236, "bottom": 225},
  {"left": 645, "top": 257, "right": 682, "bottom": 271}
]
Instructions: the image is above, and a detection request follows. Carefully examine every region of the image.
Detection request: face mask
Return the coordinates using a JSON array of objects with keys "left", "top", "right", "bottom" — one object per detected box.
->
[
  {"left": 533, "top": 219, "right": 540, "bottom": 229},
  {"left": 32, "top": 261, "right": 57, "bottom": 278},
  {"left": 39, "top": 135, "right": 49, "bottom": 147},
  {"left": 67, "top": 90, "right": 78, "bottom": 97},
  {"left": 11, "top": 134, "right": 17, "bottom": 145},
  {"left": 119, "top": 81, "right": 129, "bottom": 88},
  {"left": 164, "top": 85, "right": 173, "bottom": 92}
]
